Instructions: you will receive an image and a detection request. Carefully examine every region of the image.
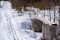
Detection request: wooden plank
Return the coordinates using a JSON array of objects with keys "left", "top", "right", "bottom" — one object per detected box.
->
[{"left": 42, "top": 24, "right": 52, "bottom": 40}]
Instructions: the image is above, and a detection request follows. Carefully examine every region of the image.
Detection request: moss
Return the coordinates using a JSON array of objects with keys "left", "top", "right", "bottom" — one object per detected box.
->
[
  {"left": 16, "top": 7, "right": 21, "bottom": 11},
  {"left": 33, "top": 2, "right": 43, "bottom": 9}
]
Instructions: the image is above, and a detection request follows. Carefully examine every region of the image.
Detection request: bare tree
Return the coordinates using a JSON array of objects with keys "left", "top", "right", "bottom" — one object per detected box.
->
[{"left": 58, "top": 0, "right": 60, "bottom": 26}]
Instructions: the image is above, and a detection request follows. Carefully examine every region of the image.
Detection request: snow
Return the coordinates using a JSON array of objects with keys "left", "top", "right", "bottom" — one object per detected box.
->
[
  {"left": 0, "top": 1, "right": 42, "bottom": 40},
  {"left": 26, "top": 7, "right": 59, "bottom": 25}
]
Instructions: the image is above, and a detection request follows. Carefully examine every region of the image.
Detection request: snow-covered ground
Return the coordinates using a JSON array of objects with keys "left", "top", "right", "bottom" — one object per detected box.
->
[
  {"left": 0, "top": 1, "right": 59, "bottom": 40},
  {"left": 0, "top": 1, "right": 42, "bottom": 40}
]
